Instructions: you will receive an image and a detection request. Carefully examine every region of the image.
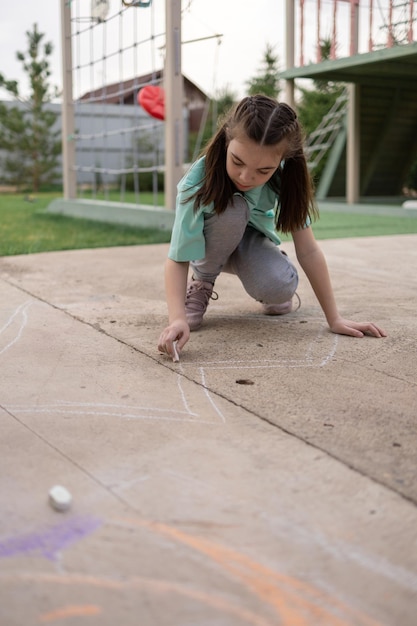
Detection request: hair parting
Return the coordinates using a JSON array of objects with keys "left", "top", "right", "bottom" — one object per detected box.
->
[{"left": 188, "top": 94, "right": 318, "bottom": 233}]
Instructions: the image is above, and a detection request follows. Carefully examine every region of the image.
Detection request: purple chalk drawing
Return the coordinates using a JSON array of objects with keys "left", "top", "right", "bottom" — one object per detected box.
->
[{"left": 0, "top": 515, "right": 102, "bottom": 561}]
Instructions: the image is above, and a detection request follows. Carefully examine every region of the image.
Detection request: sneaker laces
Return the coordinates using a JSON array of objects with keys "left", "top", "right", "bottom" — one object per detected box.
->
[{"left": 185, "top": 280, "right": 218, "bottom": 315}]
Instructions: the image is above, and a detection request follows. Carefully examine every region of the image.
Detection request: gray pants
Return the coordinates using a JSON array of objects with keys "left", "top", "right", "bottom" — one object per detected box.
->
[{"left": 191, "top": 196, "right": 299, "bottom": 304}]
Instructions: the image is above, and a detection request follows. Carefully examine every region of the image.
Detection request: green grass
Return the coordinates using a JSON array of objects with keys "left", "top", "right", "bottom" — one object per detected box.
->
[
  {"left": 281, "top": 210, "right": 417, "bottom": 242},
  {"left": 0, "top": 192, "right": 170, "bottom": 256},
  {"left": 1, "top": 192, "right": 417, "bottom": 257},
  {"left": 313, "top": 210, "right": 417, "bottom": 239},
  {"left": 77, "top": 189, "right": 165, "bottom": 206}
]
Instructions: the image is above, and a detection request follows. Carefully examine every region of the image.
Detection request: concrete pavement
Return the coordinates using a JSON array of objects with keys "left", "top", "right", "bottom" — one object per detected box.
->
[{"left": 0, "top": 234, "right": 416, "bottom": 625}]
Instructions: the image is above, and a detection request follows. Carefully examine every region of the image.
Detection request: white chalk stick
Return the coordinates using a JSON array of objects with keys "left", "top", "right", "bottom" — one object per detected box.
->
[
  {"left": 172, "top": 341, "right": 180, "bottom": 363},
  {"left": 49, "top": 485, "right": 72, "bottom": 512}
]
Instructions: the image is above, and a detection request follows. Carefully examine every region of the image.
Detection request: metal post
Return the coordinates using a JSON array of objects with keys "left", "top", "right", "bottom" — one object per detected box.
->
[
  {"left": 350, "top": 0, "right": 359, "bottom": 56},
  {"left": 347, "top": 83, "right": 360, "bottom": 203},
  {"left": 368, "top": 0, "right": 374, "bottom": 51},
  {"left": 284, "top": 0, "right": 295, "bottom": 107},
  {"left": 317, "top": 0, "right": 322, "bottom": 62},
  {"left": 300, "top": 0, "right": 305, "bottom": 67},
  {"left": 388, "top": 0, "right": 394, "bottom": 47},
  {"left": 331, "top": 0, "right": 337, "bottom": 59},
  {"left": 60, "top": 0, "right": 76, "bottom": 199},
  {"left": 164, "top": 0, "right": 183, "bottom": 211},
  {"left": 408, "top": 0, "right": 414, "bottom": 43}
]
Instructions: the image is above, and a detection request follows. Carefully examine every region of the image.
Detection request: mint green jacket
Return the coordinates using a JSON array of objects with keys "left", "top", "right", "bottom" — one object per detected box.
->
[{"left": 168, "top": 156, "right": 282, "bottom": 262}]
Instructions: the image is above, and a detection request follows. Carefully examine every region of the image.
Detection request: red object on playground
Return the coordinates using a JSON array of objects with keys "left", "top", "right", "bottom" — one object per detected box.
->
[{"left": 138, "top": 85, "right": 165, "bottom": 120}]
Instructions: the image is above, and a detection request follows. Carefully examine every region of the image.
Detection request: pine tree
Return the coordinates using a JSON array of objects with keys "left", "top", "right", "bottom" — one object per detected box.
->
[
  {"left": 246, "top": 44, "right": 280, "bottom": 98},
  {"left": 296, "top": 39, "right": 345, "bottom": 183},
  {"left": 187, "top": 86, "right": 237, "bottom": 161},
  {"left": 0, "top": 23, "right": 61, "bottom": 192}
]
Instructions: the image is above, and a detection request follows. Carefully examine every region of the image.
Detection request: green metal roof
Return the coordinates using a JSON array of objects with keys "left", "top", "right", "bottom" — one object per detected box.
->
[{"left": 280, "top": 42, "right": 417, "bottom": 88}]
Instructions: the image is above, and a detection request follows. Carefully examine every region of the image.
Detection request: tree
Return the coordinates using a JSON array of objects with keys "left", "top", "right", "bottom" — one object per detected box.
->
[
  {"left": 188, "top": 85, "right": 238, "bottom": 161},
  {"left": 0, "top": 23, "right": 61, "bottom": 192},
  {"left": 246, "top": 44, "right": 280, "bottom": 98},
  {"left": 297, "top": 84, "right": 345, "bottom": 139},
  {"left": 297, "top": 39, "right": 344, "bottom": 136},
  {"left": 214, "top": 85, "right": 237, "bottom": 119},
  {"left": 296, "top": 39, "right": 345, "bottom": 183}
]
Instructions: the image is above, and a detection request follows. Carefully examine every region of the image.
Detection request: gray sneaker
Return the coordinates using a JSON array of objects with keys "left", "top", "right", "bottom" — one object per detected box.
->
[
  {"left": 185, "top": 279, "right": 218, "bottom": 331},
  {"left": 261, "top": 293, "right": 301, "bottom": 316}
]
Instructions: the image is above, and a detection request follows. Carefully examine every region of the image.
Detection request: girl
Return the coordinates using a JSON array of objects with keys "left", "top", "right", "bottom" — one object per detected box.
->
[{"left": 158, "top": 95, "right": 386, "bottom": 361}]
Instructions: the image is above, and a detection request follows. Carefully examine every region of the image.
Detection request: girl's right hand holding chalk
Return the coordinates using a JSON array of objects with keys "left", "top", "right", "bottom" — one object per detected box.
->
[{"left": 158, "top": 319, "right": 190, "bottom": 362}]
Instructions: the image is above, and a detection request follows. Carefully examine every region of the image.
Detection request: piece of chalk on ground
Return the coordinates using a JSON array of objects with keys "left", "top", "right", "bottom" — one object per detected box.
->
[
  {"left": 48, "top": 485, "right": 72, "bottom": 512},
  {"left": 172, "top": 341, "right": 180, "bottom": 362}
]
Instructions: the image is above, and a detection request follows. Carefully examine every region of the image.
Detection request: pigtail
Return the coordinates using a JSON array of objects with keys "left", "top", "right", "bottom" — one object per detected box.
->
[
  {"left": 276, "top": 155, "right": 318, "bottom": 233},
  {"left": 192, "top": 127, "right": 235, "bottom": 213}
]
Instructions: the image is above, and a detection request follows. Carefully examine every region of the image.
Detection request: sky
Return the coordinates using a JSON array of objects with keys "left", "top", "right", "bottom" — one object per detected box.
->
[
  {"left": 0, "top": 0, "right": 391, "bottom": 102},
  {"left": 0, "top": 0, "right": 309, "bottom": 101}
]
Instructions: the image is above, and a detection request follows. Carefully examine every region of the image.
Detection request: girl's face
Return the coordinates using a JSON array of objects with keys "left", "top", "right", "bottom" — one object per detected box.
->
[{"left": 226, "top": 136, "right": 285, "bottom": 192}]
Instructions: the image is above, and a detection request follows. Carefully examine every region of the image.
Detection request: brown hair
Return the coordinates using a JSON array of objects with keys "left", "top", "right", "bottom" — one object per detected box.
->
[{"left": 189, "top": 95, "right": 317, "bottom": 233}]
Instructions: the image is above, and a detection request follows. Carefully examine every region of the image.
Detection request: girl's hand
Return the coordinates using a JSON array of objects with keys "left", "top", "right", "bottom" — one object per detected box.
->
[
  {"left": 158, "top": 319, "right": 190, "bottom": 361},
  {"left": 329, "top": 317, "right": 387, "bottom": 338}
]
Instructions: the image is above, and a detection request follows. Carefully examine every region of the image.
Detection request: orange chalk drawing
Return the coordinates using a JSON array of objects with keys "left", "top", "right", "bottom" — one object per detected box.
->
[
  {"left": 3, "top": 571, "right": 280, "bottom": 626},
  {"left": 118, "top": 517, "right": 382, "bottom": 626},
  {"left": 40, "top": 604, "right": 101, "bottom": 622},
  {"left": 1, "top": 516, "right": 383, "bottom": 626}
]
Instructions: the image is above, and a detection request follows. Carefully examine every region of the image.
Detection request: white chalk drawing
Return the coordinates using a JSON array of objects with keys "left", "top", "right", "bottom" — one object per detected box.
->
[
  {"left": 7, "top": 397, "right": 219, "bottom": 424},
  {"left": 5, "top": 302, "right": 410, "bottom": 625},
  {"left": 259, "top": 510, "right": 417, "bottom": 593},
  {"left": 0, "top": 301, "right": 32, "bottom": 356},
  {"left": 1, "top": 302, "right": 338, "bottom": 425},
  {"left": 194, "top": 326, "right": 339, "bottom": 371}
]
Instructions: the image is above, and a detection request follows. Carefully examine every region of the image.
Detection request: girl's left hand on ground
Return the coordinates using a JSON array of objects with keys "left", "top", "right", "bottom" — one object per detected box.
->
[{"left": 329, "top": 317, "right": 387, "bottom": 338}]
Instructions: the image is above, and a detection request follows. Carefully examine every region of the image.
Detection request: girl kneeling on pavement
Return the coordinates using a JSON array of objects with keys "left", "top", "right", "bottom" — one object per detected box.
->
[{"left": 158, "top": 95, "right": 386, "bottom": 361}]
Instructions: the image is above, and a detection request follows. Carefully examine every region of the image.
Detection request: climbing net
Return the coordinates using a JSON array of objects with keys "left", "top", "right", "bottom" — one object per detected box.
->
[
  {"left": 296, "top": 0, "right": 416, "bottom": 66},
  {"left": 65, "top": 0, "right": 166, "bottom": 205}
]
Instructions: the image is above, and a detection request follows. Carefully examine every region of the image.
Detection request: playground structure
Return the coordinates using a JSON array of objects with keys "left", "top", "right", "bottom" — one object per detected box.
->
[
  {"left": 57, "top": 0, "right": 417, "bottom": 223},
  {"left": 60, "top": 0, "right": 184, "bottom": 213},
  {"left": 293, "top": 0, "right": 415, "bottom": 65},
  {"left": 283, "top": 0, "right": 417, "bottom": 202}
]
